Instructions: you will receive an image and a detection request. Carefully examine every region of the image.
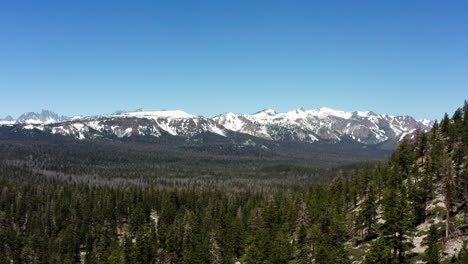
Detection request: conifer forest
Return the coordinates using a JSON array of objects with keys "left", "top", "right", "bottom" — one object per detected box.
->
[{"left": 0, "top": 102, "right": 467, "bottom": 264}]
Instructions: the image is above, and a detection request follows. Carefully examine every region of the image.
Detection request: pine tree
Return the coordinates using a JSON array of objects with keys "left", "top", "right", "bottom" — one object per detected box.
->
[
  {"left": 359, "top": 178, "right": 378, "bottom": 239},
  {"left": 364, "top": 237, "right": 392, "bottom": 264},
  {"left": 417, "top": 130, "right": 429, "bottom": 166},
  {"left": 424, "top": 224, "right": 440, "bottom": 264},
  {"left": 294, "top": 224, "right": 309, "bottom": 264},
  {"left": 441, "top": 113, "right": 450, "bottom": 136},
  {"left": 442, "top": 147, "right": 455, "bottom": 252},
  {"left": 380, "top": 182, "right": 414, "bottom": 263}
]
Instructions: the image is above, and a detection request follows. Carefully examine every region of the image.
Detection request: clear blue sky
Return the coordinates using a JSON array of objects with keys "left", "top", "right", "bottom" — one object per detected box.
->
[{"left": 1, "top": 0, "right": 467, "bottom": 120}]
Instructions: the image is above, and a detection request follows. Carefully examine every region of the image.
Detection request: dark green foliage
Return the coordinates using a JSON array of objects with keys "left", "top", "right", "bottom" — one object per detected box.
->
[
  {"left": 365, "top": 237, "right": 392, "bottom": 264},
  {"left": 0, "top": 162, "right": 358, "bottom": 264},
  {"left": 425, "top": 224, "right": 440, "bottom": 264},
  {"left": 380, "top": 184, "right": 414, "bottom": 263},
  {"left": 356, "top": 102, "right": 468, "bottom": 263},
  {"left": 0, "top": 101, "right": 466, "bottom": 263},
  {"left": 452, "top": 241, "right": 468, "bottom": 264}
]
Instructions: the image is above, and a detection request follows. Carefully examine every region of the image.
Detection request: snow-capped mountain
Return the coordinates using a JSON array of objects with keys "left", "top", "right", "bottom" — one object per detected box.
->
[
  {"left": 0, "top": 115, "right": 15, "bottom": 126},
  {"left": 213, "top": 107, "right": 432, "bottom": 144},
  {"left": 33, "top": 110, "right": 227, "bottom": 140},
  {"left": 1, "top": 110, "right": 68, "bottom": 125},
  {"left": 1, "top": 108, "right": 432, "bottom": 146}
]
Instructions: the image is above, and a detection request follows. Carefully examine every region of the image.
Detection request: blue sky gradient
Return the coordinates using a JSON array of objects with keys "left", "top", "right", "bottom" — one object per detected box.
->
[{"left": 1, "top": 0, "right": 467, "bottom": 120}]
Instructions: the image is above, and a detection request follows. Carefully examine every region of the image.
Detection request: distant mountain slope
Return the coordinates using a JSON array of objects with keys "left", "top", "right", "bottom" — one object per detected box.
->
[
  {"left": 215, "top": 107, "right": 431, "bottom": 144},
  {"left": 1, "top": 110, "right": 67, "bottom": 125},
  {"left": 0, "top": 107, "right": 432, "bottom": 148},
  {"left": 43, "top": 110, "right": 226, "bottom": 140}
]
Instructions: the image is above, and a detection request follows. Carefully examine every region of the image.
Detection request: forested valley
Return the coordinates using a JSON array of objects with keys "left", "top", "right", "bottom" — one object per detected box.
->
[{"left": 0, "top": 102, "right": 467, "bottom": 264}]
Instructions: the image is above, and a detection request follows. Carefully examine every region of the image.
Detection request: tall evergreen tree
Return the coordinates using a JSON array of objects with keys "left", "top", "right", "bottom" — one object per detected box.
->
[{"left": 425, "top": 224, "right": 440, "bottom": 264}]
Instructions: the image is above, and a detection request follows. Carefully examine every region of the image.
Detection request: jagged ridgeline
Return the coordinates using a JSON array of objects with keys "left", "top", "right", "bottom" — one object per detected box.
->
[{"left": 0, "top": 102, "right": 466, "bottom": 264}]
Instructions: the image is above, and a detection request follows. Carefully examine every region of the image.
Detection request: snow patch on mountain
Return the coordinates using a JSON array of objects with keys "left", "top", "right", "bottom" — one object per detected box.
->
[
  {"left": 214, "top": 107, "right": 432, "bottom": 144},
  {"left": 16, "top": 110, "right": 67, "bottom": 124},
  {"left": 309, "top": 107, "right": 353, "bottom": 119},
  {"left": 118, "top": 110, "right": 198, "bottom": 119},
  {"left": 417, "top": 119, "right": 433, "bottom": 127},
  {"left": 1, "top": 108, "right": 432, "bottom": 144}
]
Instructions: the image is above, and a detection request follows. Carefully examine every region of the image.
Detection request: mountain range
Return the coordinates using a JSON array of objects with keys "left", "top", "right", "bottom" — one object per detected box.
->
[
  {"left": 0, "top": 108, "right": 432, "bottom": 148},
  {"left": 0, "top": 110, "right": 68, "bottom": 125}
]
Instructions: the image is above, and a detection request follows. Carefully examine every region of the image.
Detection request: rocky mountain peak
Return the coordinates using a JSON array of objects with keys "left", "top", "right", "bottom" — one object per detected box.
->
[
  {"left": 1, "top": 115, "right": 14, "bottom": 121},
  {"left": 0, "top": 107, "right": 433, "bottom": 148},
  {"left": 15, "top": 110, "right": 67, "bottom": 124}
]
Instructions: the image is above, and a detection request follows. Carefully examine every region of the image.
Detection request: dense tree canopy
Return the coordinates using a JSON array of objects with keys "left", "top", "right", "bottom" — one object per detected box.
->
[{"left": 0, "top": 101, "right": 466, "bottom": 263}]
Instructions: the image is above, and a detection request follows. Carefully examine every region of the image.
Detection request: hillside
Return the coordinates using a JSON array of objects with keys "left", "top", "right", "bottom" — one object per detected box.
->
[
  {"left": 0, "top": 102, "right": 465, "bottom": 264},
  {"left": 346, "top": 101, "right": 467, "bottom": 263}
]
